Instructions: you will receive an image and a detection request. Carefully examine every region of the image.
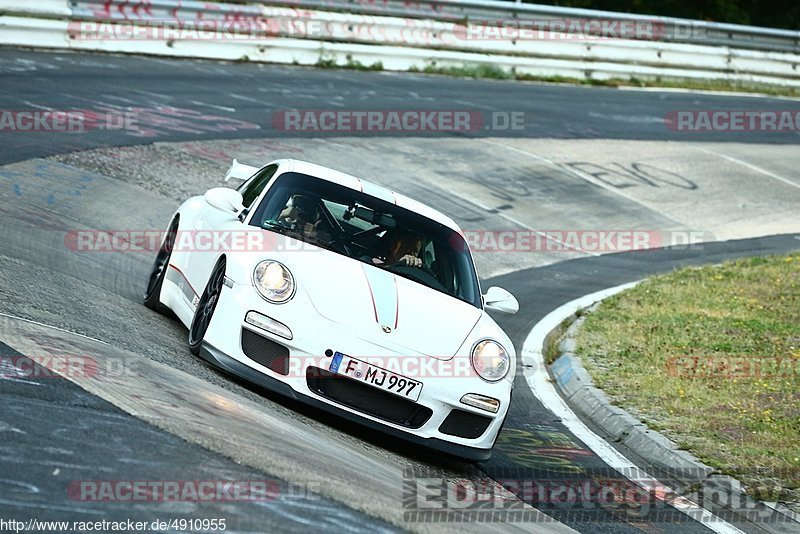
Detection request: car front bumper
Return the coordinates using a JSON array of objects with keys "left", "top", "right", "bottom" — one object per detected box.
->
[{"left": 201, "top": 278, "right": 513, "bottom": 460}]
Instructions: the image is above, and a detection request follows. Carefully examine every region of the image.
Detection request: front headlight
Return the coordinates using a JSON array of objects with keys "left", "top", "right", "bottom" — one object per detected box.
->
[
  {"left": 253, "top": 261, "right": 295, "bottom": 303},
  {"left": 471, "top": 340, "right": 510, "bottom": 382}
]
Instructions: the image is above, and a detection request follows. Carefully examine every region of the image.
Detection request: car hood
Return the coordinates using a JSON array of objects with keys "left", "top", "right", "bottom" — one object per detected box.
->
[{"left": 287, "top": 249, "right": 482, "bottom": 360}]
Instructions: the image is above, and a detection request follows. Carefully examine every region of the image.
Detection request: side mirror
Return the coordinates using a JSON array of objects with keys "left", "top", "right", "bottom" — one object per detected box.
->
[
  {"left": 205, "top": 188, "right": 244, "bottom": 215},
  {"left": 483, "top": 286, "right": 519, "bottom": 315}
]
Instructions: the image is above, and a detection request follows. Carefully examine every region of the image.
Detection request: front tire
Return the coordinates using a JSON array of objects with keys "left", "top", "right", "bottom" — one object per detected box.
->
[
  {"left": 188, "top": 257, "right": 227, "bottom": 355},
  {"left": 143, "top": 217, "right": 178, "bottom": 314}
]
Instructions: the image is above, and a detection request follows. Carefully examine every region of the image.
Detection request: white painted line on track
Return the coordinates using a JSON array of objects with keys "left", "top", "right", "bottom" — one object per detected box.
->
[
  {"left": 0, "top": 311, "right": 108, "bottom": 345},
  {"left": 408, "top": 91, "right": 435, "bottom": 102},
  {"left": 482, "top": 139, "right": 687, "bottom": 227},
  {"left": 129, "top": 89, "right": 174, "bottom": 101},
  {"left": 189, "top": 100, "right": 237, "bottom": 113},
  {"left": 521, "top": 282, "right": 745, "bottom": 534},
  {"left": 229, "top": 94, "right": 262, "bottom": 104},
  {"left": 101, "top": 94, "right": 137, "bottom": 104},
  {"left": 22, "top": 101, "right": 55, "bottom": 111},
  {"left": 0, "top": 376, "right": 42, "bottom": 386},
  {"left": 616, "top": 86, "right": 800, "bottom": 102},
  {"left": 0, "top": 422, "right": 25, "bottom": 433},
  {"left": 693, "top": 147, "right": 800, "bottom": 192}
]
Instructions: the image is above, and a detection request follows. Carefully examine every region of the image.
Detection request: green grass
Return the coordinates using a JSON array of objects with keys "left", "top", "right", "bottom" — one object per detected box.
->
[
  {"left": 544, "top": 316, "right": 578, "bottom": 365},
  {"left": 296, "top": 52, "right": 800, "bottom": 97},
  {"left": 413, "top": 64, "right": 800, "bottom": 97},
  {"left": 619, "top": 77, "right": 800, "bottom": 97},
  {"left": 410, "top": 64, "right": 513, "bottom": 80},
  {"left": 315, "top": 57, "right": 384, "bottom": 71},
  {"left": 575, "top": 254, "right": 800, "bottom": 503}
]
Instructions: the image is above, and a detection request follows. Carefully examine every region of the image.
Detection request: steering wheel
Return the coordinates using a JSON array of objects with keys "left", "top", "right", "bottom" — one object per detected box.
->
[
  {"left": 418, "top": 262, "right": 438, "bottom": 279},
  {"left": 392, "top": 257, "right": 437, "bottom": 278}
]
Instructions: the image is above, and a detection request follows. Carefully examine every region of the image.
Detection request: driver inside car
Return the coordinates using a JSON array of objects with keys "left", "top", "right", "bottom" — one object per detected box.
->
[
  {"left": 369, "top": 230, "right": 423, "bottom": 268},
  {"left": 277, "top": 194, "right": 325, "bottom": 241}
]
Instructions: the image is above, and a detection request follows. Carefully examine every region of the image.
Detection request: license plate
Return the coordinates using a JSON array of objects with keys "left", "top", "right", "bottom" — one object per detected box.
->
[{"left": 329, "top": 352, "right": 422, "bottom": 402}]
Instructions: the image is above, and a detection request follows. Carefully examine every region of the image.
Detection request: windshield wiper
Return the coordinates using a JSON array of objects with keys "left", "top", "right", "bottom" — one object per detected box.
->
[
  {"left": 261, "top": 219, "right": 297, "bottom": 237},
  {"left": 262, "top": 220, "right": 331, "bottom": 249}
]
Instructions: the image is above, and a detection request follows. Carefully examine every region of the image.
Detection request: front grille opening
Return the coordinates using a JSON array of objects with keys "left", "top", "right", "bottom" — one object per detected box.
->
[
  {"left": 241, "top": 328, "right": 289, "bottom": 375},
  {"left": 438, "top": 409, "right": 492, "bottom": 439},
  {"left": 306, "top": 367, "right": 432, "bottom": 429}
]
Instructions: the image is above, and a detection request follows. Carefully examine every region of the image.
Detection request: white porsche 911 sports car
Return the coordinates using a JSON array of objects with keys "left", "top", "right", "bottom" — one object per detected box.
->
[{"left": 144, "top": 159, "right": 520, "bottom": 460}]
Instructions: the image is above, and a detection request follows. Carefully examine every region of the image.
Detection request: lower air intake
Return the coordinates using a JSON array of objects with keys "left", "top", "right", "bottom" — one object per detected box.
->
[
  {"left": 438, "top": 409, "right": 492, "bottom": 439},
  {"left": 306, "top": 367, "right": 431, "bottom": 429},
  {"left": 241, "top": 328, "right": 289, "bottom": 375}
]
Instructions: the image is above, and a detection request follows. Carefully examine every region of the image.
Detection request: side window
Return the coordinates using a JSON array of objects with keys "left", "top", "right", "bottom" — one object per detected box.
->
[{"left": 238, "top": 164, "right": 278, "bottom": 208}]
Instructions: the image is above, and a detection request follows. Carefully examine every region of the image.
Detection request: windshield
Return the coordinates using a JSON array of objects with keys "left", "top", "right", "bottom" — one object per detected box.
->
[{"left": 249, "top": 172, "right": 481, "bottom": 308}]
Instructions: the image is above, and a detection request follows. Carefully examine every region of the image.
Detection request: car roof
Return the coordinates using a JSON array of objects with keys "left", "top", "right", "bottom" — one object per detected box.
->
[{"left": 283, "top": 159, "right": 460, "bottom": 231}]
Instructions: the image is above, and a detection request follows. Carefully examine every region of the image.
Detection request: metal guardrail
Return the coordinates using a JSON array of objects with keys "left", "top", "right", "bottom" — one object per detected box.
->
[
  {"left": 68, "top": 0, "right": 800, "bottom": 53},
  {"left": 2, "top": 0, "right": 798, "bottom": 87}
]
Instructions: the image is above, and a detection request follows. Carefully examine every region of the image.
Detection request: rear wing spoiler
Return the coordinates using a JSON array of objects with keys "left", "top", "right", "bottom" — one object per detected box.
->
[{"left": 224, "top": 159, "right": 259, "bottom": 182}]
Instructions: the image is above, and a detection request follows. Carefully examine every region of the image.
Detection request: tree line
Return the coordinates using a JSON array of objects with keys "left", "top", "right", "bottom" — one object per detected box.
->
[{"left": 529, "top": 0, "right": 799, "bottom": 30}]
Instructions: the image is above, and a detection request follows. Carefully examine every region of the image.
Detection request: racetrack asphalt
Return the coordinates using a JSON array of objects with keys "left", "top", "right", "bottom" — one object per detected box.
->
[
  {"left": 2, "top": 48, "right": 800, "bottom": 167},
  {"left": 0, "top": 341, "right": 399, "bottom": 532},
  {"left": 1, "top": 47, "right": 799, "bottom": 533}
]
